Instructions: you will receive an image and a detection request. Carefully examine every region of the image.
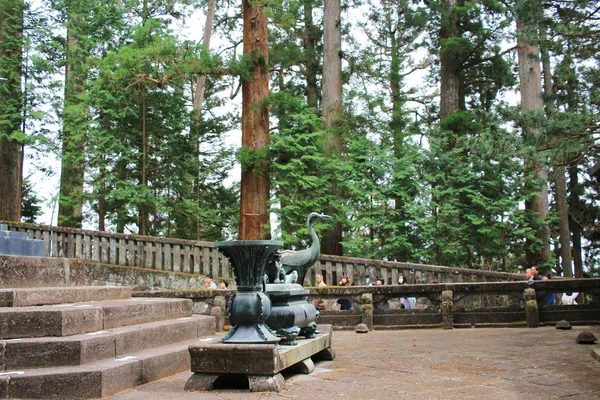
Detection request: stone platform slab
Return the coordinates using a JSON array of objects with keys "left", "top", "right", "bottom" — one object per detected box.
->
[
  {"left": 0, "top": 255, "right": 85, "bottom": 288},
  {"left": 0, "top": 286, "right": 132, "bottom": 307},
  {"left": 1, "top": 315, "right": 216, "bottom": 369},
  {"left": 185, "top": 324, "right": 334, "bottom": 392},
  {"left": 0, "top": 298, "right": 193, "bottom": 339},
  {"left": 0, "top": 339, "right": 206, "bottom": 399}
]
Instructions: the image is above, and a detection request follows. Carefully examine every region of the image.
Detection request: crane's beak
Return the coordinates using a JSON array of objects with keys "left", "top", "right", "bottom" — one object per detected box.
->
[{"left": 320, "top": 214, "right": 332, "bottom": 219}]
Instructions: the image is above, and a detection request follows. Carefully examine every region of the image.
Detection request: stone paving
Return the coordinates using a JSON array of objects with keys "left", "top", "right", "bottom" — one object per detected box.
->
[{"left": 108, "top": 325, "right": 600, "bottom": 399}]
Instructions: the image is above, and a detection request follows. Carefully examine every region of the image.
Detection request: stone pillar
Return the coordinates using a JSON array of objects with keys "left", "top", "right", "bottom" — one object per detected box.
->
[
  {"left": 210, "top": 295, "right": 227, "bottom": 332},
  {"left": 524, "top": 288, "right": 539, "bottom": 328},
  {"left": 441, "top": 290, "right": 453, "bottom": 330},
  {"left": 360, "top": 292, "right": 373, "bottom": 331}
]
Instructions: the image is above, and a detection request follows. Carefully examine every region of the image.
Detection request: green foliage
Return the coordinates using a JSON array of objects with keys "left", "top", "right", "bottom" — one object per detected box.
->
[
  {"left": 20, "top": 178, "right": 43, "bottom": 223},
  {"left": 270, "top": 92, "right": 331, "bottom": 247}
]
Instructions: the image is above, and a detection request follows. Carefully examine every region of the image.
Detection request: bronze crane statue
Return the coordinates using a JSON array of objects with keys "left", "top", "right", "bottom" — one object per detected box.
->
[{"left": 279, "top": 212, "right": 330, "bottom": 285}]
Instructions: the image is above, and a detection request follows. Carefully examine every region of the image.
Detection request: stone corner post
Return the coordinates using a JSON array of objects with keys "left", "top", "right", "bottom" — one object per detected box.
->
[
  {"left": 360, "top": 292, "right": 373, "bottom": 331},
  {"left": 441, "top": 290, "right": 453, "bottom": 330},
  {"left": 524, "top": 288, "right": 540, "bottom": 328}
]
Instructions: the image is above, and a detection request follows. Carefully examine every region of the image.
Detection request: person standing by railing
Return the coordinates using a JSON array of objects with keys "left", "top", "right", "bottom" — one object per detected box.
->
[
  {"left": 399, "top": 275, "right": 416, "bottom": 309},
  {"left": 337, "top": 275, "right": 353, "bottom": 310}
]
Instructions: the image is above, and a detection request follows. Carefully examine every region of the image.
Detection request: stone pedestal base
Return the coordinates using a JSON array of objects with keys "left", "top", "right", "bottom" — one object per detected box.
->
[{"left": 185, "top": 324, "right": 334, "bottom": 393}]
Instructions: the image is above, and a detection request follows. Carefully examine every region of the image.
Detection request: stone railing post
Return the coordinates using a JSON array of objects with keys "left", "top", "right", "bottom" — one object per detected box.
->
[
  {"left": 441, "top": 290, "right": 453, "bottom": 330},
  {"left": 524, "top": 288, "right": 539, "bottom": 328},
  {"left": 210, "top": 295, "right": 227, "bottom": 332},
  {"left": 360, "top": 292, "right": 373, "bottom": 331}
]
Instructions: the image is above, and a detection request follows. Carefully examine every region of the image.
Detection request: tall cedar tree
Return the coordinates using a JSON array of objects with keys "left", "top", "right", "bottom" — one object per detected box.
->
[
  {"left": 321, "top": 0, "right": 343, "bottom": 255},
  {"left": 516, "top": 0, "right": 551, "bottom": 267},
  {"left": 0, "top": 0, "right": 25, "bottom": 222},
  {"left": 238, "top": 0, "right": 271, "bottom": 239}
]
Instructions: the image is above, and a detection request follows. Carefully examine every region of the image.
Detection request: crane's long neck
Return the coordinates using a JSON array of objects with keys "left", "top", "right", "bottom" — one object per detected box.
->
[{"left": 308, "top": 215, "right": 320, "bottom": 256}]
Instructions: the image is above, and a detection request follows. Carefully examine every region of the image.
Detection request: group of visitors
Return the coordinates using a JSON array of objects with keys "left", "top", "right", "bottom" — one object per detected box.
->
[
  {"left": 524, "top": 266, "right": 579, "bottom": 305},
  {"left": 204, "top": 274, "right": 229, "bottom": 290},
  {"left": 312, "top": 273, "right": 417, "bottom": 310}
]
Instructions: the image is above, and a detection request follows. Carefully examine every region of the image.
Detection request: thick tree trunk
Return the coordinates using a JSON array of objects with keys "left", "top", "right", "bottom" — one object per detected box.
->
[
  {"left": 568, "top": 166, "right": 584, "bottom": 277},
  {"left": 554, "top": 165, "right": 572, "bottom": 276},
  {"left": 193, "top": 0, "right": 215, "bottom": 115},
  {"left": 238, "top": 0, "right": 271, "bottom": 240},
  {"left": 139, "top": 93, "right": 147, "bottom": 236},
  {"left": 0, "top": 0, "right": 24, "bottom": 222},
  {"left": 58, "top": 4, "right": 86, "bottom": 228},
  {"left": 540, "top": 34, "right": 572, "bottom": 277},
  {"left": 516, "top": 7, "right": 550, "bottom": 266},
  {"left": 303, "top": 0, "right": 319, "bottom": 111},
  {"left": 191, "top": 0, "right": 216, "bottom": 240},
  {"left": 439, "top": 0, "right": 460, "bottom": 120},
  {"left": 321, "top": 0, "right": 343, "bottom": 255}
]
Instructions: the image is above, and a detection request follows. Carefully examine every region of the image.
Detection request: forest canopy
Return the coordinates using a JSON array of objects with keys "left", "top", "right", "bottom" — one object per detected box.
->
[{"left": 0, "top": 0, "right": 598, "bottom": 276}]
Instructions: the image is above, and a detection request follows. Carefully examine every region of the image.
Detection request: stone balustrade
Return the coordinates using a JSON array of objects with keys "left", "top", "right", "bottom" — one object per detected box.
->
[
  {"left": 2, "top": 221, "right": 523, "bottom": 285},
  {"left": 134, "top": 278, "right": 600, "bottom": 331}
]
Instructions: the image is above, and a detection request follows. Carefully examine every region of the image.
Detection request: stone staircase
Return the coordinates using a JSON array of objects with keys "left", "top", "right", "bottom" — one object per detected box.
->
[{"left": 0, "top": 255, "right": 217, "bottom": 399}]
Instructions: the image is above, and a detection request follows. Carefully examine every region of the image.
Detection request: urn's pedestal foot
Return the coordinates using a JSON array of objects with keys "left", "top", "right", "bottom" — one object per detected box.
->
[
  {"left": 184, "top": 373, "right": 285, "bottom": 393},
  {"left": 288, "top": 357, "right": 315, "bottom": 374},
  {"left": 248, "top": 374, "right": 285, "bottom": 392},
  {"left": 313, "top": 347, "right": 336, "bottom": 361}
]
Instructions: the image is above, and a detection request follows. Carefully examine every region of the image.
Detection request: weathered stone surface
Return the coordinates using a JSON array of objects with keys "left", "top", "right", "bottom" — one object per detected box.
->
[
  {"left": 312, "top": 347, "right": 335, "bottom": 361},
  {"left": 576, "top": 331, "right": 597, "bottom": 344},
  {"left": 248, "top": 373, "right": 285, "bottom": 392},
  {"left": 0, "top": 306, "right": 104, "bottom": 339},
  {"left": 524, "top": 288, "right": 540, "bottom": 328},
  {"left": 114, "top": 318, "right": 198, "bottom": 356},
  {"left": 556, "top": 320, "right": 572, "bottom": 330},
  {"left": 287, "top": 357, "right": 315, "bottom": 374},
  {"left": 86, "top": 262, "right": 217, "bottom": 291},
  {"left": 0, "top": 290, "right": 14, "bottom": 307},
  {"left": 441, "top": 290, "right": 453, "bottom": 329},
  {"left": 184, "top": 373, "right": 221, "bottom": 391},
  {"left": 101, "top": 298, "right": 191, "bottom": 329},
  {"left": 4, "top": 334, "right": 114, "bottom": 368},
  {"left": 4, "top": 357, "right": 142, "bottom": 399},
  {"left": 189, "top": 325, "right": 333, "bottom": 376},
  {"left": 9, "top": 286, "right": 131, "bottom": 307},
  {"left": 0, "top": 255, "right": 85, "bottom": 288},
  {"left": 137, "top": 343, "right": 190, "bottom": 384}
]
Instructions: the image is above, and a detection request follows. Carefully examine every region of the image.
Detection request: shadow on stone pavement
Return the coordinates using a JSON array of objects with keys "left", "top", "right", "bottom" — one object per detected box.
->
[{"left": 108, "top": 326, "right": 600, "bottom": 400}]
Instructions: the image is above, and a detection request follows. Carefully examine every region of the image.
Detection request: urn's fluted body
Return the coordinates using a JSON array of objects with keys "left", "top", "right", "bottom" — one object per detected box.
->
[{"left": 215, "top": 240, "right": 283, "bottom": 344}]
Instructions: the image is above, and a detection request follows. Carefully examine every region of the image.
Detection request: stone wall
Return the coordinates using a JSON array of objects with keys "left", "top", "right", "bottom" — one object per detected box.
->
[
  {"left": 133, "top": 279, "right": 600, "bottom": 331},
  {"left": 2, "top": 221, "right": 524, "bottom": 285}
]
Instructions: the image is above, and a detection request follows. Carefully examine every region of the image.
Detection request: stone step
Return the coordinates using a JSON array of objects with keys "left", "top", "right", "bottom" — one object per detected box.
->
[
  {"left": 0, "top": 255, "right": 85, "bottom": 288},
  {"left": 0, "top": 298, "right": 193, "bottom": 339},
  {"left": 0, "top": 340, "right": 202, "bottom": 399},
  {"left": 2, "top": 315, "right": 216, "bottom": 369},
  {"left": 0, "top": 286, "right": 132, "bottom": 307}
]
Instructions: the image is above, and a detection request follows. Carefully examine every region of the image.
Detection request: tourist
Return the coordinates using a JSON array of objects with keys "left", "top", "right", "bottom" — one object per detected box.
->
[
  {"left": 337, "top": 275, "right": 353, "bottom": 310},
  {"left": 531, "top": 266, "right": 543, "bottom": 281},
  {"left": 219, "top": 280, "right": 229, "bottom": 289},
  {"left": 542, "top": 273, "right": 556, "bottom": 304},
  {"left": 398, "top": 275, "right": 416, "bottom": 309},
  {"left": 376, "top": 278, "right": 383, "bottom": 286},
  {"left": 525, "top": 268, "right": 533, "bottom": 281},
  {"left": 313, "top": 274, "right": 327, "bottom": 310},
  {"left": 561, "top": 292, "right": 579, "bottom": 305},
  {"left": 315, "top": 274, "right": 326, "bottom": 287},
  {"left": 204, "top": 274, "right": 217, "bottom": 289}
]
